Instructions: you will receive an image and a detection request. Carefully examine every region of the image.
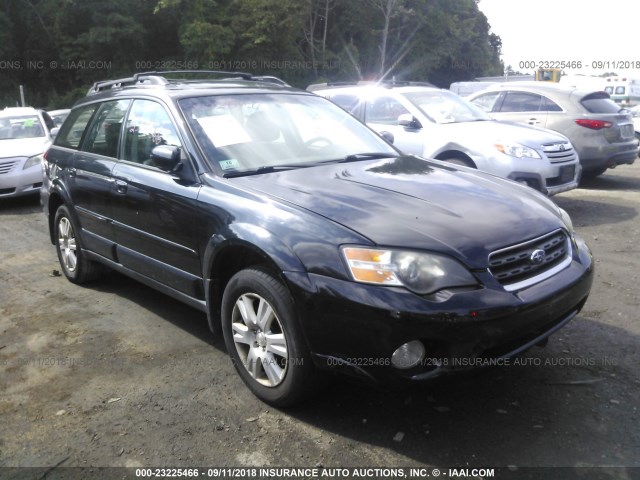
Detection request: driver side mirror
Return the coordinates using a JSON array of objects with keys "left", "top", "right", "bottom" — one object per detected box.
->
[
  {"left": 50, "top": 127, "right": 60, "bottom": 139},
  {"left": 398, "top": 114, "right": 422, "bottom": 129},
  {"left": 379, "top": 131, "right": 394, "bottom": 144},
  {"left": 150, "top": 145, "right": 181, "bottom": 172}
]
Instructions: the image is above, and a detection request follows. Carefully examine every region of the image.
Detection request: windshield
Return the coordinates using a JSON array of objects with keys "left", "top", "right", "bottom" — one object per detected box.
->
[
  {"left": 179, "top": 93, "right": 397, "bottom": 175},
  {"left": 402, "top": 90, "right": 492, "bottom": 124},
  {"left": 0, "top": 115, "right": 45, "bottom": 139}
]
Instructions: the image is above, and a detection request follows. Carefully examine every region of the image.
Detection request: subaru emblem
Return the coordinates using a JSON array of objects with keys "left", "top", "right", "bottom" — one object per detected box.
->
[{"left": 530, "top": 249, "right": 546, "bottom": 265}]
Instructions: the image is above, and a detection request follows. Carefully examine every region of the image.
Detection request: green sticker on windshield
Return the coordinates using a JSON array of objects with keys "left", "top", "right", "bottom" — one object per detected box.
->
[{"left": 219, "top": 159, "right": 240, "bottom": 170}]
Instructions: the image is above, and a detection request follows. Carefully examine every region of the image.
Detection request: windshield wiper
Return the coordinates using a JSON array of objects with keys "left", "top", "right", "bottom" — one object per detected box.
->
[
  {"left": 223, "top": 163, "right": 318, "bottom": 178},
  {"left": 223, "top": 154, "right": 397, "bottom": 178}
]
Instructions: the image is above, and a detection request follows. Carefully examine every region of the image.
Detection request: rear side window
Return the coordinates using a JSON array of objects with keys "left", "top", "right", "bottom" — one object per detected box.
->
[
  {"left": 81, "top": 100, "right": 131, "bottom": 158},
  {"left": 542, "top": 97, "right": 562, "bottom": 112},
  {"left": 500, "top": 92, "right": 544, "bottom": 112},
  {"left": 580, "top": 92, "right": 621, "bottom": 113},
  {"left": 54, "top": 104, "right": 98, "bottom": 149},
  {"left": 470, "top": 92, "right": 500, "bottom": 112},
  {"left": 499, "top": 91, "right": 562, "bottom": 113},
  {"left": 365, "top": 96, "right": 410, "bottom": 124},
  {"left": 329, "top": 94, "right": 361, "bottom": 115}
]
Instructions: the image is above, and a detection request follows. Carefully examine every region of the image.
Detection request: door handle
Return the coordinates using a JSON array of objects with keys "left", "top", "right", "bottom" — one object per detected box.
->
[{"left": 114, "top": 179, "right": 128, "bottom": 194}]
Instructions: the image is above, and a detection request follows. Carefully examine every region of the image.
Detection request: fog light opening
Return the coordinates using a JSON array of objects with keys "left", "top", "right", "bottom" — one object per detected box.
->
[{"left": 391, "top": 340, "right": 426, "bottom": 370}]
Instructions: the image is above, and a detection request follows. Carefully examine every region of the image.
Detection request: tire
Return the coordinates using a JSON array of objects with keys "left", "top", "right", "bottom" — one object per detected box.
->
[
  {"left": 54, "top": 205, "right": 104, "bottom": 284},
  {"left": 221, "top": 266, "right": 321, "bottom": 407}
]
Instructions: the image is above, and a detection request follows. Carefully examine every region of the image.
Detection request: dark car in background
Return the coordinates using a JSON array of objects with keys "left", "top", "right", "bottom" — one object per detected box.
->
[
  {"left": 468, "top": 82, "right": 638, "bottom": 177},
  {"left": 42, "top": 72, "right": 594, "bottom": 406}
]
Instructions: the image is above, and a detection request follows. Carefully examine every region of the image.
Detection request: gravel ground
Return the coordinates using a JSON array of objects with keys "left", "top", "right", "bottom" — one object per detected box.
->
[{"left": 0, "top": 164, "right": 639, "bottom": 480}]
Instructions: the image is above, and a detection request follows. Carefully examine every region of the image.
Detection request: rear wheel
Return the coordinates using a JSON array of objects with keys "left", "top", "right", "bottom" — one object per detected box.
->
[
  {"left": 54, "top": 205, "right": 103, "bottom": 284},
  {"left": 221, "top": 266, "right": 321, "bottom": 407}
]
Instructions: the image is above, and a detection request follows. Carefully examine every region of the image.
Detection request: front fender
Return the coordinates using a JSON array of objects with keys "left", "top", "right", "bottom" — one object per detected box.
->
[
  {"left": 201, "top": 222, "right": 307, "bottom": 334},
  {"left": 44, "top": 176, "right": 75, "bottom": 244},
  {"left": 202, "top": 222, "right": 305, "bottom": 279}
]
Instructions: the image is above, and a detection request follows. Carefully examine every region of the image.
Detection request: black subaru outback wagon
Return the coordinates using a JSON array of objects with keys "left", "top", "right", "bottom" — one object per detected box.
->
[{"left": 42, "top": 71, "right": 594, "bottom": 406}]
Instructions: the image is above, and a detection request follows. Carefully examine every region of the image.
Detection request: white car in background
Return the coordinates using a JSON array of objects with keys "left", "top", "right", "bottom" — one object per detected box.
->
[
  {"left": 0, "top": 107, "right": 55, "bottom": 198},
  {"left": 310, "top": 83, "right": 581, "bottom": 195}
]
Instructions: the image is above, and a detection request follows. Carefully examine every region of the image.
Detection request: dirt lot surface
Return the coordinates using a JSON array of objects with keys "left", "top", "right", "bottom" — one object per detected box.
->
[{"left": 1, "top": 164, "right": 639, "bottom": 480}]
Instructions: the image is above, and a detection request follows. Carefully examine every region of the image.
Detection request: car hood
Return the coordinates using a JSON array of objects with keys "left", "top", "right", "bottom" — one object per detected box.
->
[
  {"left": 442, "top": 120, "right": 568, "bottom": 147},
  {"left": 230, "top": 156, "right": 565, "bottom": 269},
  {"left": 0, "top": 137, "right": 51, "bottom": 158}
]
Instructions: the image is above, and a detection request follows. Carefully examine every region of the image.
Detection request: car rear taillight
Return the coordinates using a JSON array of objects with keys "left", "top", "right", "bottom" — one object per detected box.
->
[{"left": 575, "top": 119, "right": 613, "bottom": 130}]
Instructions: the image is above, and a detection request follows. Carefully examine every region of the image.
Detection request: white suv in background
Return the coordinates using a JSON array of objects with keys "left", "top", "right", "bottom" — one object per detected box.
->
[
  {"left": 310, "top": 83, "right": 581, "bottom": 195},
  {"left": 0, "top": 107, "right": 55, "bottom": 198}
]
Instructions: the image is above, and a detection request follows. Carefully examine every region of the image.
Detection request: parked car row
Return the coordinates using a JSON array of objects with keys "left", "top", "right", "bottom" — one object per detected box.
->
[
  {"left": 309, "top": 82, "right": 581, "bottom": 195},
  {"left": 6, "top": 81, "right": 636, "bottom": 202},
  {"left": 40, "top": 71, "right": 594, "bottom": 406}
]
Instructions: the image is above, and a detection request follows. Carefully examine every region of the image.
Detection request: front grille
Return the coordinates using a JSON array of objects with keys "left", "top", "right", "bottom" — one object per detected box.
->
[
  {"left": 0, "top": 158, "right": 20, "bottom": 175},
  {"left": 489, "top": 230, "right": 570, "bottom": 289},
  {"left": 542, "top": 142, "right": 577, "bottom": 164}
]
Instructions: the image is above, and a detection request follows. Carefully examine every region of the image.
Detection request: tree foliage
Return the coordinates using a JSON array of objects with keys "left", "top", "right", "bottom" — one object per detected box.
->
[{"left": 0, "top": 0, "right": 502, "bottom": 108}]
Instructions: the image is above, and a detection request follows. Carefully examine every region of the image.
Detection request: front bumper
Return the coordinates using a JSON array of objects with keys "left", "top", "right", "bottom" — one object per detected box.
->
[
  {"left": 473, "top": 153, "right": 581, "bottom": 196},
  {"left": 0, "top": 161, "right": 43, "bottom": 198},
  {"left": 283, "top": 236, "right": 594, "bottom": 383}
]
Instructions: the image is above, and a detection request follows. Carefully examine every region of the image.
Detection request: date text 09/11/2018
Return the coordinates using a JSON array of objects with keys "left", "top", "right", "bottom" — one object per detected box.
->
[
  {"left": 134, "top": 467, "right": 497, "bottom": 478},
  {"left": 518, "top": 60, "right": 640, "bottom": 70}
]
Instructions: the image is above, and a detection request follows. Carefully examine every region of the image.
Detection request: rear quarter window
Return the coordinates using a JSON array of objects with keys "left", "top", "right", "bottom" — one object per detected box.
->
[
  {"left": 54, "top": 104, "right": 98, "bottom": 149},
  {"left": 580, "top": 92, "right": 622, "bottom": 114},
  {"left": 328, "top": 94, "right": 361, "bottom": 115}
]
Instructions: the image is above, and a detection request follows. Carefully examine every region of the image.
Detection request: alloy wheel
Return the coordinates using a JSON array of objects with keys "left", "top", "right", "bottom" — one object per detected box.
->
[{"left": 230, "top": 293, "right": 288, "bottom": 387}]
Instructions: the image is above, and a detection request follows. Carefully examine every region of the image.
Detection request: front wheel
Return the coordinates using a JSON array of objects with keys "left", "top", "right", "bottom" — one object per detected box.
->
[
  {"left": 221, "top": 267, "right": 321, "bottom": 407},
  {"left": 54, "top": 205, "right": 103, "bottom": 284}
]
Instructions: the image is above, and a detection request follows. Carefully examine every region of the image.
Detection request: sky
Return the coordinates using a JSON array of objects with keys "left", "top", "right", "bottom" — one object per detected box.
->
[{"left": 477, "top": 0, "right": 640, "bottom": 78}]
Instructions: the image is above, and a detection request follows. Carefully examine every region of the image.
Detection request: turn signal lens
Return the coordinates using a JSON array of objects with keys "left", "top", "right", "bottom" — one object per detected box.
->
[{"left": 575, "top": 119, "right": 612, "bottom": 130}]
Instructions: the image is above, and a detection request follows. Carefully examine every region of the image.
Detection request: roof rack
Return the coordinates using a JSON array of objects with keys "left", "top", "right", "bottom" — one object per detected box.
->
[
  {"left": 307, "top": 79, "right": 435, "bottom": 92},
  {"left": 88, "top": 70, "right": 289, "bottom": 95},
  {"left": 379, "top": 80, "right": 436, "bottom": 88}
]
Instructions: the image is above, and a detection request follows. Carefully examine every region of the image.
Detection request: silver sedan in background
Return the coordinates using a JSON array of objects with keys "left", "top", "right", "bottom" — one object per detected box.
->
[{"left": 468, "top": 82, "right": 638, "bottom": 177}]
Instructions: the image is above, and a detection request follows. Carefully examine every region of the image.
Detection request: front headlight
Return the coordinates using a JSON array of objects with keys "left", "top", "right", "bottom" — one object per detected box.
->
[
  {"left": 342, "top": 247, "right": 477, "bottom": 295},
  {"left": 495, "top": 142, "right": 541, "bottom": 159},
  {"left": 23, "top": 154, "right": 43, "bottom": 170}
]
